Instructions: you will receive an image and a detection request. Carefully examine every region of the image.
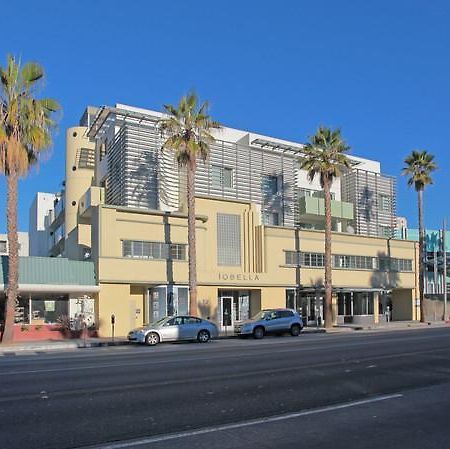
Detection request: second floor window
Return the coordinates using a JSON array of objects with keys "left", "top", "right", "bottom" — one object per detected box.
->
[{"left": 122, "top": 240, "right": 186, "bottom": 261}]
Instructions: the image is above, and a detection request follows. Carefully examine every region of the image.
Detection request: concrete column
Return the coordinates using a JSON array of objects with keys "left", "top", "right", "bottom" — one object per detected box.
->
[
  {"left": 374, "top": 291, "right": 380, "bottom": 324},
  {"left": 332, "top": 291, "right": 338, "bottom": 325}
]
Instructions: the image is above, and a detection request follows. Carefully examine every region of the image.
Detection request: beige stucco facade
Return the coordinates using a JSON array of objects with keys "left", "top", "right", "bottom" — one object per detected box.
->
[
  {"left": 59, "top": 124, "right": 419, "bottom": 337},
  {"left": 64, "top": 195, "right": 418, "bottom": 337}
]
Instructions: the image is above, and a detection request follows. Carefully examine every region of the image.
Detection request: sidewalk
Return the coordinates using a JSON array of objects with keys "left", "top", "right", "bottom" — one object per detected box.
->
[
  {"left": 1, "top": 321, "right": 448, "bottom": 355},
  {"left": 0, "top": 337, "right": 129, "bottom": 355}
]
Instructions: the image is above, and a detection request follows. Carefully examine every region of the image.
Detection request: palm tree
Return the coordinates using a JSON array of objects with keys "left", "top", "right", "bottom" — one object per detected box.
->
[
  {"left": 402, "top": 150, "right": 437, "bottom": 323},
  {"left": 159, "top": 92, "right": 221, "bottom": 316},
  {"left": 0, "top": 56, "right": 60, "bottom": 343},
  {"left": 300, "top": 126, "right": 351, "bottom": 328}
]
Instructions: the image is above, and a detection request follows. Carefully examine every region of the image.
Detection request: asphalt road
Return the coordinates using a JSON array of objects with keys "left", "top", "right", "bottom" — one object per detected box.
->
[{"left": 1, "top": 328, "right": 450, "bottom": 449}]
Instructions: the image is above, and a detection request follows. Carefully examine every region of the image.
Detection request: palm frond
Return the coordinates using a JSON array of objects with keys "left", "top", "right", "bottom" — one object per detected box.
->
[
  {"left": 300, "top": 126, "right": 351, "bottom": 188},
  {"left": 159, "top": 91, "right": 221, "bottom": 170},
  {"left": 402, "top": 149, "right": 437, "bottom": 192},
  {"left": 0, "top": 55, "right": 60, "bottom": 177}
]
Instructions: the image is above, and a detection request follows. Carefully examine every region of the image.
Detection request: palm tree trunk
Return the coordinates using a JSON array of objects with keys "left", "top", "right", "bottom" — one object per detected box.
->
[
  {"left": 418, "top": 189, "right": 425, "bottom": 322},
  {"left": 186, "top": 158, "right": 198, "bottom": 315},
  {"left": 323, "top": 177, "right": 333, "bottom": 328},
  {"left": 2, "top": 172, "right": 19, "bottom": 343}
]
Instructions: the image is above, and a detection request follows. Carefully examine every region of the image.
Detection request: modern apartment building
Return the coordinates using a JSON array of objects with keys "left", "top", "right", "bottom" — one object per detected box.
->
[{"left": 25, "top": 104, "right": 418, "bottom": 337}]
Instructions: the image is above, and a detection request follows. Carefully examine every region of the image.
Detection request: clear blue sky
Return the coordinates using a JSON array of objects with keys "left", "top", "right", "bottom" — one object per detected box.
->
[{"left": 0, "top": 0, "right": 449, "bottom": 233}]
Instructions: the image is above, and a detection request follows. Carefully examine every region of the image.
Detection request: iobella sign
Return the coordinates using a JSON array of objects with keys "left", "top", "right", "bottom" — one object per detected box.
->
[{"left": 218, "top": 272, "right": 260, "bottom": 281}]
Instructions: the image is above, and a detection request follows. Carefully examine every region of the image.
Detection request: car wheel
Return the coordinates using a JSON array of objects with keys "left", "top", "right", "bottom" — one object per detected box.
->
[
  {"left": 145, "top": 332, "right": 160, "bottom": 346},
  {"left": 253, "top": 326, "right": 265, "bottom": 339},
  {"left": 290, "top": 324, "right": 301, "bottom": 337},
  {"left": 197, "top": 330, "right": 210, "bottom": 343}
]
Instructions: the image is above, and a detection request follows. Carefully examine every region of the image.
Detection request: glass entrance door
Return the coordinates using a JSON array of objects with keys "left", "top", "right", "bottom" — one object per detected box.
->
[{"left": 220, "top": 296, "right": 234, "bottom": 331}]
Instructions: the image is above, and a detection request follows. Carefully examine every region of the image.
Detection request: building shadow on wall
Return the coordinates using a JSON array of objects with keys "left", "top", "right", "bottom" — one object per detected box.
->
[
  {"left": 262, "top": 175, "right": 295, "bottom": 225},
  {"left": 129, "top": 150, "right": 159, "bottom": 209},
  {"left": 359, "top": 186, "right": 375, "bottom": 223},
  {"left": 370, "top": 250, "right": 400, "bottom": 291}
]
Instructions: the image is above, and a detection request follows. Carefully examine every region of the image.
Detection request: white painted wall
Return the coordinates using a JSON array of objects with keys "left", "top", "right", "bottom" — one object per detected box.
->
[
  {"left": 29, "top": 192, "right": 56, "bottom": 256},
  {"left": 0, "top": 232, "right": 29, "bottom": 256}
]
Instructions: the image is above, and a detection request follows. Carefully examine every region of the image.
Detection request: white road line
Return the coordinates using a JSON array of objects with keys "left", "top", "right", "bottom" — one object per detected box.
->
[{"left": 84, "top": 394, "right": 403, "bottom": 449}]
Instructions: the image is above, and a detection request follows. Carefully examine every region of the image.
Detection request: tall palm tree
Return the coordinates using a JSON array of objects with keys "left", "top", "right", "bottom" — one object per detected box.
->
[
  {"left": 0, "top": 56, "right": 60, "bottom": 343},
  {"left": 159, "top": 92, "right": 221, "bottom": 315},
  {"left": 300, "top": 126, "right": 351, "bottom": 328},
  {"left": 402, "top": 150, "right": 437, "bottom": 323}
]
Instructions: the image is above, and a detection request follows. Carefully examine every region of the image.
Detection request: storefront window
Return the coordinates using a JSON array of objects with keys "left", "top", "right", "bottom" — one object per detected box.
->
[
  {"left": 353, "top": 292, "right": 374, "bottom": 315},
  {"left": 30, "top": 296, "right": 68, "bottom": 324},
  {"left": 15, "top": 296, "right": 30, "bottom": 324},
  {"left": 177, "top": 288, "right": 189, "bottom": 315},
  {"left": 286, "top": 289, "right": 296, "bottom": 310},
  {"left": 149, "top": 286, "right": 189, "bottom": 322}
]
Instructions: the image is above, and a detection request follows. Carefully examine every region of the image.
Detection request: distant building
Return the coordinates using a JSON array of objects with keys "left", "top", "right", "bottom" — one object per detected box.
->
[
  {"left": 0, "top": 232, "right": 29, "bottom": 257},
  {"left": 395, "top": 227, "right": 449, "bottom": 297},
  {"left": 29, "top": 192, "right": 58, "bottom": 256}
]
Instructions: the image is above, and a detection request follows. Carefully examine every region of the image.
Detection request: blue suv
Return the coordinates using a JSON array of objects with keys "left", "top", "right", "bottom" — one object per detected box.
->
[{"left": 234, "top": 308, "right": 303, "bottom": 339}]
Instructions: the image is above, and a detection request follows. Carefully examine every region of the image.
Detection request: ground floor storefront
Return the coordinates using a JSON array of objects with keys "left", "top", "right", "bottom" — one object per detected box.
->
[
  {"left": 95, "top": 283, "right": 418, "bottom": 337},
  {"left": 0, "top": 256, "right": 99, "bottom": 342},
  {"left": 0, "top": 293, "right": 98, "bottom": 341}
]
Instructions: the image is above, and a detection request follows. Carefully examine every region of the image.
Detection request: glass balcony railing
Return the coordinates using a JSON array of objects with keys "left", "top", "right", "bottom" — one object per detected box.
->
[{"left": 298, "top": 196, "right": 354, "bottom": 220}]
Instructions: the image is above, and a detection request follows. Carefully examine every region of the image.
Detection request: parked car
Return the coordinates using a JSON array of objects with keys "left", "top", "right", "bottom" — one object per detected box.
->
[
  {"left": 234, "top": 308, "right": 303, "bottom": 339},
  {"left": 128, "top": 315, "right": 219, "bottom": 346}
]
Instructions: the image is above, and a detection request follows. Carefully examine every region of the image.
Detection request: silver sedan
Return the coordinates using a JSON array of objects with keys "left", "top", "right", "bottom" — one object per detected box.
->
[{"left": 128, "top": 315, "right": 219, "bottom": 346}]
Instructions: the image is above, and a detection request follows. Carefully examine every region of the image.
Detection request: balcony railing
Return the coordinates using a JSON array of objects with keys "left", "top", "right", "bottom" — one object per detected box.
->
[{"left": 298, "top": 196, "right": 354, "bottom": 220}]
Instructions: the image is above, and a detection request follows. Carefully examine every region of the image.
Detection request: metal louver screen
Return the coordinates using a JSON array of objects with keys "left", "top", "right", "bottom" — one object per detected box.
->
[{"left": 217, "top": 213, "right": 241, "bottom": 266}]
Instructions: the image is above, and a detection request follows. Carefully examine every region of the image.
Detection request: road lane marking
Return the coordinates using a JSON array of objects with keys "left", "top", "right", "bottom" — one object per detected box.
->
[{"left": 80, "top": 394, "right": 403, "bottom": 449}]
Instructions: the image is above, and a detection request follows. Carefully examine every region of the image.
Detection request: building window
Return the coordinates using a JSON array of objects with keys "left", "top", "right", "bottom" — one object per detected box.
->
[
  {"left": 378, "top": 225, "right": 393, "bottom": 238},
  {"left": 0, "top": 240, "right": 7, "bottom": 253},
  {"left": 285, "top": 251, "right": 324, "bottom": 267},
  {"left": 285, "top": 251, "right": 300, "bottom": 265},
  {"left": 285, "top": 251, "right": 412, "bottom": 272},
  {"left": 264, "top": 175, "right": 279, "bottom": 195},
  {"left": 217, "top": 213, "right": 241, "bottom": 266},
  {"left": 212, "top": 165, "right": 233, "bottom": 189},
  {"left": 334, "top": 255, "right": 376, "bottom": 270},
  {"left": 122, "top": 240, "right": 186, "bottom": 261},
  {"left": 378, "top": 194, "right": 392, "bottom": 212}
]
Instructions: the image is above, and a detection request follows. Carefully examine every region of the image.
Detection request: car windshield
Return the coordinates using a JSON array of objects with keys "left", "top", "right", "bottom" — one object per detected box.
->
[
  {"left": 251, "top": 311, "right": 272, "bottom": 320},
  {"left": 149, "top": 317, "right": 170, "bottom": 326}
]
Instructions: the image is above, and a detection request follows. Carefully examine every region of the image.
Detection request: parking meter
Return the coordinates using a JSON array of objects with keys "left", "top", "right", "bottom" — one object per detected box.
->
[{"left": 111, "top": 313, "right": 116, "bottom": 341}]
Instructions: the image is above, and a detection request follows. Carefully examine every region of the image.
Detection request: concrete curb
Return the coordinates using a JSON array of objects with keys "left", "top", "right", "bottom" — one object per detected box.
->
[{"left": 0, "top": 339, "right": 130, "bottom": 355}]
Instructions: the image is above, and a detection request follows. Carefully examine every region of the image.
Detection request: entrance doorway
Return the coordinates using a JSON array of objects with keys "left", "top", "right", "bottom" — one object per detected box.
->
[{"left": 218, "top": 290, "right": 251, "bottom": 330}]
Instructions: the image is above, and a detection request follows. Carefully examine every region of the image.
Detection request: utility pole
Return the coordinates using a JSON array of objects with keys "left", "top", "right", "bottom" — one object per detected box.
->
[{"left": 443, "top": 218, "right": 448, "bottom": 321}]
